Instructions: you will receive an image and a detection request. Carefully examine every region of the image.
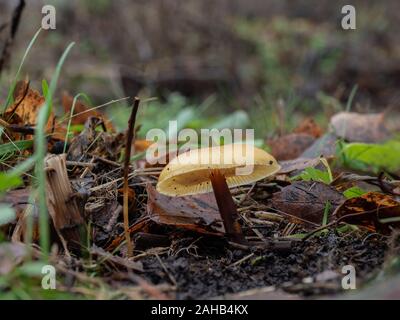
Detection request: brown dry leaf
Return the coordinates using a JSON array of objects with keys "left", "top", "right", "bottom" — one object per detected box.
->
[
  {"left": 330, "top": 112, "right": 391, "bottom": 143},
  {"left": 271, "top": 181, "right": 345, "bottom": 226},
  {"left": 294, "top": 118, "right": 322, "bottom": 138},
  {"left": 5, "top": 80, "right": 54, "bottom": 130},
  {"left": 146, "top": 184, "right": 224, "bottom": 235},
  {"left": 134, "top": 139, "right": 153, "bottom": 152},
  {"left": 268, "top": 133, "right": 315, "bottom": 161},
  {"left": 62, "top": 92, "right": 113, "bottom": 131},
  {"left": 335, "top": 192, "right": 400, "bottom": 234}
]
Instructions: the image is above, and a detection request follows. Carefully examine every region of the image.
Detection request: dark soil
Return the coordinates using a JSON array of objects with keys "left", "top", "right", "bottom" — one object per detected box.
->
[{"left": 140, "top": 232, "right": 387, "bottom": 299}]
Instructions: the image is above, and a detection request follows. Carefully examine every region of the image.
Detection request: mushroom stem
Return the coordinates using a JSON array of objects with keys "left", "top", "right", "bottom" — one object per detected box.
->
[{"left": 209, "top": 169, "right": 245, "bottom": 243}]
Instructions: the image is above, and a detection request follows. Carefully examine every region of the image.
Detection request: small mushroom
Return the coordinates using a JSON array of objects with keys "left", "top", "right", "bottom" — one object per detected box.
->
[{"left": 156, "top": 143, "right": 280, "bottom": 243}]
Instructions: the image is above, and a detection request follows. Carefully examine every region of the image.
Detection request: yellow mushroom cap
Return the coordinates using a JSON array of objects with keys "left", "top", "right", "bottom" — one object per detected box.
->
[{"left": 156, "top": 143, "right": 280, "bottom": 196}]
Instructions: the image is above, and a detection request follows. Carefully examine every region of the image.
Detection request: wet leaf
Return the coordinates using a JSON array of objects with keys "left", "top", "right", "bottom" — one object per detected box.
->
[
  {"left": 335, "top": 192, "right": 400, "bottom": 234},
  {"left": 271, "top": 181, "right": 345, "bottom": 226},
  {"left": 146, "top": 184, "right": 224, "bottom": 235}
]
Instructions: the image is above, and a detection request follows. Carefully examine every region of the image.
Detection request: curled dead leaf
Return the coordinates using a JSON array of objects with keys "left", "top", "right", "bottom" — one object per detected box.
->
[
  {"left": 5, "top": 80, "right": 54, "bottom": 129},
  {"left": 335, "top": 192, "right": 400, "bottom": 234}
]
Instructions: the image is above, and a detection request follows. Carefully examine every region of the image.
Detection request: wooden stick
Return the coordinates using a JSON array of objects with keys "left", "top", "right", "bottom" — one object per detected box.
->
[{"left": 123, "top": 97, "right": 140, "bottom": 257}]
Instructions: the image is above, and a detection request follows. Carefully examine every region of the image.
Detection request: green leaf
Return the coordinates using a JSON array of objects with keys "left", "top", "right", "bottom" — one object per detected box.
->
[
  {"left": 343, "top": 186, "right": 367, "bottom": 199},
  {"left": 17, "top": 262, "right": 46, "bottom": 277},
  {"left": 0, "top": 156, "right": 36, "bottom": 193},
  {"left": 292, "top": 167, "right": 331, "bottom": 184},
  {"left": 0, "top": 173, "right": 22, "bottom": 192},
  {"left": 340, "top": 140, "right": 400, "bottom": 173},
  {"left": 0, "top": 204, "right": 16, "bottom": 226},
  {"left": 211, "top": 110, "right": 250, "bottom": 129},
  {"left": 166, "top": 107, "right": 197, "bottom": 138}
]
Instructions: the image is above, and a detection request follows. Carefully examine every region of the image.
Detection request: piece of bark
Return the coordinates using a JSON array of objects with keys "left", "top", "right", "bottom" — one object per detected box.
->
[{"left": 45, "top": 154, "right": 84, "bottom": 254}]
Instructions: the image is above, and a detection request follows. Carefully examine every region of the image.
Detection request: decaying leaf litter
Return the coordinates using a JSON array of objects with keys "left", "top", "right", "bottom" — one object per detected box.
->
[{"left": 1, "top": 76, "right": 400, "bottom": 300}]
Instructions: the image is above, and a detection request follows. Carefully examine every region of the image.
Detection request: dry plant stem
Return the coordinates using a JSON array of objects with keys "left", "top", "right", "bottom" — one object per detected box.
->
[
  {"left": 45, "top": 154, "right": 84, "bottom": 254},
  {"left": 123, "top": 97, "right": 140, "bottom": 257},
  {"left": 0, "top": 0, "right": 25, "bottom": 73},
  {"left": 209, "top": 169, "right": 245, "bottom": 243}
]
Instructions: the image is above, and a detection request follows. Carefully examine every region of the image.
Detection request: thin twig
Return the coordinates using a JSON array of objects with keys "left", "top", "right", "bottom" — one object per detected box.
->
[
  {"left": 0, "top": 0, "right": 25, "bottom": 73},
  {"left": 123, "top": 97, "right": 140, "bottom": 257},
  {"left": 7, "top": 80, "right": 30, "bottom": 116}
]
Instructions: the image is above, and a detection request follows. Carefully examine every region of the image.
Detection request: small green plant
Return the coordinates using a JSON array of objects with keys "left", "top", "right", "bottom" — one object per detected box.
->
[
  {"left": 292, "top": 167, "right": 332, "bottom": 184},
  {"left": 292, "top": 157, "right": 333, "bottom": 184}
]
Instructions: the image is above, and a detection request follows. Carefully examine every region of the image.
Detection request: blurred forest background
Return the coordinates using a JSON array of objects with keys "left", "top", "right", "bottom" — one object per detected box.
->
[{"left": 1, "top": 0, "right": 399, "bottom": 139}]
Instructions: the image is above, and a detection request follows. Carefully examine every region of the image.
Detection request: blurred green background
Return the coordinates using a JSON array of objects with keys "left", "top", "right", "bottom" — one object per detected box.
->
[{"left": 1, "top": 0, "right": 400, "bottom": 139}]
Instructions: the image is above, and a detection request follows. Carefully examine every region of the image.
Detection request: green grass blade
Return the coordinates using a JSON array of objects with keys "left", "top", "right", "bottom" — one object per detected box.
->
[
  {"left": 34, "top": 42, "right": 75, "bottom": 256},
  {"left": 0, "top": 140, "right": 33, "bottom": 156},
  {"left": 63, "top": 92, "right": 92, "bottom": 153},
  {"left": 3, "top": 29, "right": 42, "bottom": 112}
]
